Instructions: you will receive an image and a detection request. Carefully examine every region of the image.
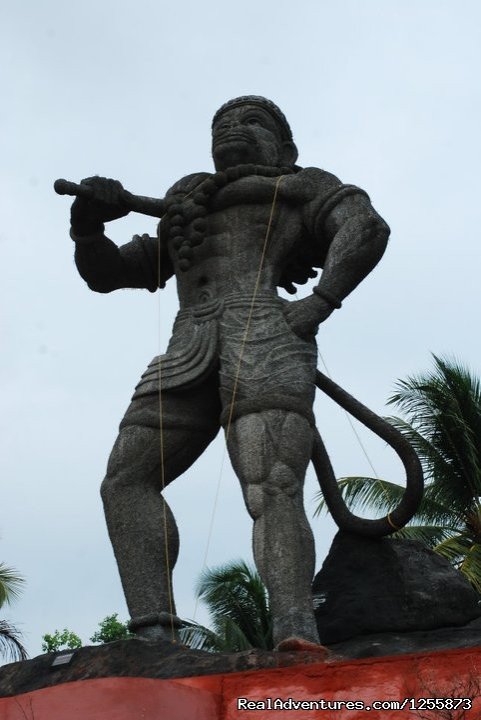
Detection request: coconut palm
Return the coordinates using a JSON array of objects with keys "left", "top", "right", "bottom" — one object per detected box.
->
[
  {"left": 180, "top": 559, "right": 272, "bottom": 652},
  {"left": 0, "top": 563, "right": 27, "bottom": 662},
  {"left": 315, "top": 355, "right": 481, "bottom": 592}
]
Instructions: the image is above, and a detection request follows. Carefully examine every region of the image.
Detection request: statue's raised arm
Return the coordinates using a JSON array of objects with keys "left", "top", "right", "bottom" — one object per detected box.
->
[{"left": 61, "top": 176, "right": 172, "bottom": 293}]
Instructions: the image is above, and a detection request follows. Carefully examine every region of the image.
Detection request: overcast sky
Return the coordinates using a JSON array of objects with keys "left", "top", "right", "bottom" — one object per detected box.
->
[{"left": 1, "top": 0, "right": 480, "bottom": 662}]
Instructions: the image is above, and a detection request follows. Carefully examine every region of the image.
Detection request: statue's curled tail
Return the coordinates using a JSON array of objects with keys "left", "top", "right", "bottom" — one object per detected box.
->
[{"left": 313, "top": 370, "right": 424, "bottom": 537}]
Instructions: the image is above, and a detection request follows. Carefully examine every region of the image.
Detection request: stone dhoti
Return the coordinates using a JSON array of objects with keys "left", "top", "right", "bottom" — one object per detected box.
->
[{"left": 120, "top": 293, "right": 317, "bottom": 433}]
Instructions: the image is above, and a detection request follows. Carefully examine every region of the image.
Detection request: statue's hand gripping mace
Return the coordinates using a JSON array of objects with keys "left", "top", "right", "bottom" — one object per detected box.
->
[{"left": 53, "top": 179, "right": 165, "bottom": 219}]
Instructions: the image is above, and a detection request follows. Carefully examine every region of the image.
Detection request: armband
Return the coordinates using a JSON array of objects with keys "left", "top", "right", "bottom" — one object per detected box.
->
[{"left": 313, "top": 286, "right": 342, "bottom": 309}]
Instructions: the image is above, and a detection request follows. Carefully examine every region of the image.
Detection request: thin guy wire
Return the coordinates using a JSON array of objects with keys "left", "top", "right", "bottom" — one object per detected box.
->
[
  {"left": 193, "top": 174, "right": 285, "bottom": 620},
  {"left": 316, "top": 348, "right": 397, "bottom": 508},
  {"left": 155, "top": 184, "right": 197, "bottom": 630},
  {"left": 157, "top": 235, "right": 176, "bottom": 641},
  {"left": 317, "top": 350, "right": 380, "bottom": 479}
]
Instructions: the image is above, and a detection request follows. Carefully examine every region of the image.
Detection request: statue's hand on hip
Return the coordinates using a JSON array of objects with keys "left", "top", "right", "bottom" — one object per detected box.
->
[
  {"left": 70, "top": 177, "right": 131, "bottom": 236},
  {"left": 283, "top": 294, "right": 333, "bottom": 340}
]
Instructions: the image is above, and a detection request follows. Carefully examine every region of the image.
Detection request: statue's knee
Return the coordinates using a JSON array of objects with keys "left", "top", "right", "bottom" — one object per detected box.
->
[
  {"left": 103, "top": 451, "right": 128, "bottom": 494},
  {"left": 100, "top": 474, "right": 113, "bottom": 504},
  {"left": 103, "top": 425, "right": 159, "bottom": 486},
  {"left": 101, "top": 434, "right": 143, "bottom": 500},
  {"left": 100, "top": 466, "right": 141, "bottom": 503},
  {"left": 264, "top": 461, "right": 302, "bottom": 499},
  {"left": 244, "top": 484, "right": 264, "bottom": 519},
  {"left": 244, "top": 461, "right": 302, "bottom": 518}
]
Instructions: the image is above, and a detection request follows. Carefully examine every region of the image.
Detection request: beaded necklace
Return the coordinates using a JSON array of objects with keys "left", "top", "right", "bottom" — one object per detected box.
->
[{"left": 163, "top": 164, "right": 295, "bottom": 271}]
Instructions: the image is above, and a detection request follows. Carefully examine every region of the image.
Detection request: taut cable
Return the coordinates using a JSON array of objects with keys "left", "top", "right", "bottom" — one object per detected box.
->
[
  {"left": 193, "top": 174, "right": 285, "bottom": 620},
  {"left": 317, "top": 349, "right": 397, "bottom": 514},
  {"left": 157, "top": 234, "right": 176, "bottom": 642}
]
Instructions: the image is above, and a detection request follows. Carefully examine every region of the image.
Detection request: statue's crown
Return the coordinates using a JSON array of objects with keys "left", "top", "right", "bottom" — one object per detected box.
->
[{"left": 212, "top": 96, "right": 293, "bottom": 141}]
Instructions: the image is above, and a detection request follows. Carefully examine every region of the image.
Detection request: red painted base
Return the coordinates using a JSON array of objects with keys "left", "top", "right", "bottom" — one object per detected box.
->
[{"left": 2, "top": 646, "right": 480, "bottom": 719}]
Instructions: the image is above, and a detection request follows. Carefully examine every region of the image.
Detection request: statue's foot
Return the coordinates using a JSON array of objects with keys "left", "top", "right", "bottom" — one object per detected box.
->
[
  {"left": 128, "top": 612, "right": 182, "bottom": 643},
  {"left": 275, "top": 637, "right": 329, "bottom": 657}
]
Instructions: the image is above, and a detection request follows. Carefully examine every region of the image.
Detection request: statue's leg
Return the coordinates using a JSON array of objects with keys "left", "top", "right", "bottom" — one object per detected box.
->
[
  {"left": 227, "top": 409, "right": 319, "bottom": 647},
  {"left": 100, "top": 377, "right": 220, "bottom": 640}
]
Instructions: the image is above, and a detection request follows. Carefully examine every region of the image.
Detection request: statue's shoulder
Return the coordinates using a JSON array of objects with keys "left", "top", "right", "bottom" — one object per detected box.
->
[
  {"left": 288, "top": 167, "right": 370, "bottom": 217},
  {"left": 288, "top": 166, "right": 343, "bottom": 200},
  {"left": 165, "top": 172, "right": 211, "bottom": 197}
]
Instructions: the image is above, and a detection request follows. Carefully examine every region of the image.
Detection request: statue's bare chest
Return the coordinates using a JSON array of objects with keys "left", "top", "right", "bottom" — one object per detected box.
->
[
  {"left": 168, "top": 176, "right": 304, "bottom": 264},
  {"left": 164, "top": 172, "right": 315, "bottom": 301}
]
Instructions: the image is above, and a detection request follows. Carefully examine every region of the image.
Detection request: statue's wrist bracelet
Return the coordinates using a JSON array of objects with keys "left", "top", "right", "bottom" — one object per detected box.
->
[{"left": 313, "top": 286, "right": 342, "bottom": 309}]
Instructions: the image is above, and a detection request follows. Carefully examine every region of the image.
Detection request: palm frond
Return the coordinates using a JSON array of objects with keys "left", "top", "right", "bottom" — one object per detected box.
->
[
  {"left": 314, "top": 475, "right": 462, "bottom": 529},
  {"left": 0, "top": 620, "right": 28, "bottom": 662},
  {"left": 384, "top": 415, "right": 479, "bottom": 516},
  {"left": 196, "top": 560, "right": 272, "bottom": 650},
  {"left": 314, "top": 476, "right": 405, "bottom": 518},
  {"left": 433, "top": 533, "right": 473, "bottom": 564},
  {"left": 214, "top": 617, "right": 257, "bottom": 652},
  {"left": 0, "top": 564, "right": 25, "bottom": 608},
  {"left": 459, "top": 542, "right": 481, "bottom": 594},
  {"left": 430, "top": 533, "right": 481, "bottom": 592},
  {"left": 180, "top": 616, "right": 258, "bottom": 653},
  {"left": 384, "top": 417, "right": 454, "bottom": 483},
  {"left": 179, "top": 620, "right": 223, "bottom": 652},
  {"left": 389, "top": 524, "right": 458, "bottom": 548},
  {"left": 389, "top": 355, "right": 481, "bottom": 507}
]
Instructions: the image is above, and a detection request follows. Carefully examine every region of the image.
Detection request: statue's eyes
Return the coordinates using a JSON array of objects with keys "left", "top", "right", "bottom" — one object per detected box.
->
[{"left": 245, "top": 117, "right": 262, "bottom": 126}]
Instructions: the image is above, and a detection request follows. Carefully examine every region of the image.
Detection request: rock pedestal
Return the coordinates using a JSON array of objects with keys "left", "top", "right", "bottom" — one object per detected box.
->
[
  {"left": 313, "top": 532, "right": 481, "bottom": 644},
  {"left": 2, "top": 645, "right": 481, "bottom": 719}
]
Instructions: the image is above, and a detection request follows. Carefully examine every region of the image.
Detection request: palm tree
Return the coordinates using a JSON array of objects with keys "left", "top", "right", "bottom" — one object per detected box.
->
[
  {"left": 315, "top": 355, "right": 481, "bottom": 592},
  {"left": 180, "top": 560, "right": 273, "bottom": 652},
  {"left": 0, "top": 563, "right": 27, "bottom": 662}
]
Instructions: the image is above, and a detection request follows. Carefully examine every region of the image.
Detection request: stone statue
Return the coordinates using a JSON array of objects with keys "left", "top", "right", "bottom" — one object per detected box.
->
[{"left": 58, "top": 96, "right": 418, "bottom": 649}]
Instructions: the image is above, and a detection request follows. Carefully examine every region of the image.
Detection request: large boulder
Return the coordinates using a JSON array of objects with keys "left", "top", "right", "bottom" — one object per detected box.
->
[{"left": 313, "top": 532, "right": 481, "bottom": 644}]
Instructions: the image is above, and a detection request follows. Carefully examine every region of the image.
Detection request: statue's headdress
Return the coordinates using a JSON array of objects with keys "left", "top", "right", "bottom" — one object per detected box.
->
[{"left": 212, "top": 96, "right": 293, "bottom": 142}]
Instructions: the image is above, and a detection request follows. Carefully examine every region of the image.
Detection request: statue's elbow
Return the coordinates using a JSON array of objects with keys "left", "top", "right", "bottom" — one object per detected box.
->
[
  {"left": 75, "top": 261, "right": 118, "bottom": 293},
  {"left": 377, "top": 216, "right": 390, "bottom": 246},
  {"left": 367, "top": 214, "right": 390, "bottom": 261},
  {"left": 86, "top": 279, "right": 116, "bottom": 293}
]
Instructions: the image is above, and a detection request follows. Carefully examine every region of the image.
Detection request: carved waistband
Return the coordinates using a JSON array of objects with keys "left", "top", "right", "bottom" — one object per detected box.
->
[{"left": 176, "top": 292, "right": 285, "bottom": 323}]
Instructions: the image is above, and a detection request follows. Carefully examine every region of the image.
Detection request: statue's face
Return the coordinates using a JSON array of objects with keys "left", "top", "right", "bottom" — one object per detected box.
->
[{"left": 212, "top": 104, "right": 287, "bottom": 170}]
